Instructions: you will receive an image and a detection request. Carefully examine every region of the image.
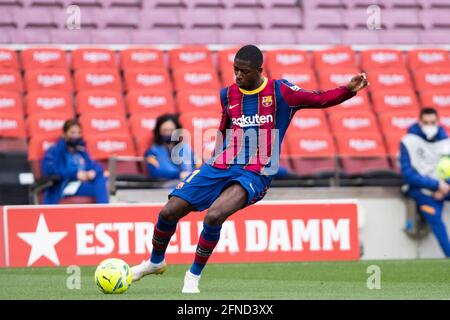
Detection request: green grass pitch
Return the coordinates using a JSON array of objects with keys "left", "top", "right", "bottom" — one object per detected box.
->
[{"left": 0, "top": 259, "right": 449, "bottom": 300}]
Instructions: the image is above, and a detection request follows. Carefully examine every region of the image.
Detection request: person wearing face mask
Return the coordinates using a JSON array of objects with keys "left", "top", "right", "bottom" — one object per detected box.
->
[
  {"left": 144, "top": 114, "right": 195, "bottom": 181},
  {"left": 41, "top": 119, "right": 109, "bottom": 204},
  {"left": 400, "top": 108, "right": 450, "bottom": 258}
]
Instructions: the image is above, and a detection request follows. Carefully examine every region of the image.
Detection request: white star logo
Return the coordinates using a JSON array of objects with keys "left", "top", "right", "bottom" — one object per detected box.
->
[{"left": 17, "top": 214, "right": 68, "bottom": 266}]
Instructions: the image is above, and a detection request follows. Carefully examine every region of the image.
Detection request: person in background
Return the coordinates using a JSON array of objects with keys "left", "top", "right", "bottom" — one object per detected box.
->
[
  {"left": 41, "top": 119, "right": 109, "bottom": 204},
  {"left": 400, "top": 107, "right": 450, "bottom": 258},
  {"left": 145, "top": 114, "right": 195, "bottom": 181}
]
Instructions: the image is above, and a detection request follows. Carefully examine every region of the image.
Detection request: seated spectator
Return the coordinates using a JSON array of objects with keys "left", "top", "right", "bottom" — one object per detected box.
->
[
  {"left": 41, "top": 119, "right": 109, "bottom": 204},
  {"left": 145, "top": 114, "right": 195, "bottom": 180},
  {"left": 400, "top": 108, "right": 450, "bottom": 258}
]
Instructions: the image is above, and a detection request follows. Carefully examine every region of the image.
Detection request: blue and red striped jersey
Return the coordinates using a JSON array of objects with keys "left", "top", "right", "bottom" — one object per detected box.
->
[{"left": 210, "top": 78, "right": 356, "bottom": 175}]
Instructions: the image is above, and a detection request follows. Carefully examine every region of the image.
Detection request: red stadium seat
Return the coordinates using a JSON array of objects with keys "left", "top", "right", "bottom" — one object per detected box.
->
[
  {"left": 285, "top": 131, "right": 337, "bottom": 177},
  {"left": 378, "top": 109, "right": 419, "bottom": 135},
  {"left": 327, "top": 89, "right": 371, "bottom": 115},
  {"left": 270, "top": 67, "right": 318, "bottom": 90},
  {"left": 173, "top": 67, "right": 220, "bottom": 92},
  {"left": 71, "top": 48, "right": 117, "bottom": 70},
  {"left": 436, "top": 109, "right": 450, "bottom": 135},
  {"left": 0, "top": 49, "right": 20, "bottom": 70},
  {"left": 0, "top": 91, "right": 23, "bottom": 115},
  {"left": 85, "top": 133, "right": 136, "bottom": 161},
  {"left": 0, "top": 69, "right": 23, "bottom": 92},
  {"left": 76, "top": 90, "right": 125, "bottom": 115},
  {"left": 329, "top": 109, "right": 380, "bottom": 134},
  {"left": 27, "top": 133, "right": 58, "bottom": 161},
  {"left": 20, "top": 48, "right": 68, "bottom": 70},
  {"left": 169, "top": 46, "right": 214, "bottom": 70},
  {"left": 25, "top": 68, "right": 73, "bottom": 92},
  {"left": 120, "top": 48, "right": 165, "bottom": 71},
  {"left": 129, "top": 112, "right": 159, "bottom": 155},
  {"left": 371, "top": 88, "right": 420, "bottom": 113},
  {"left": 25, "top": 90, "right": 73, "bottom": 116},
  {"left": 335, "top": 131, "right": 392, "bottom": 176},
  {"left": 419, "top": 89, "right": 450, "bottom": 110},
  {"left": 79, "top": 112, "right": 130, "bottom": 136},
  {"left": 134, "top": 135, "right": 153, "bottom": 157},
  {"left": 384, "top": 132, "right": 405, "bottom": 159},
  {"left": 266, "top": 49, "right": 310, "bottom": 72},
  {"left": 126, "top": 89, "right": 175, "bottom": 115},
  {"left": 124, "top": 68, "right": 172, "bottom": 92},
  {"left": 26, "top": 112, "right": 72, "bottom": 138},
  {"left": 0, "top": 113, "right": 26, "bottom": 138},
  {"left": 217, "top": 47, "right": 238, "bottom": 74},
  {"left": 313, "top": 46, "right": 357, "bottom": 70},
  {"left": 407, "top": 48, "right": 450, "bottom": 70},
  {"left": 367, "top": 68, "right": 413, "bottom": 91},
  {"left": 74, "top": 68, "right": 122, "bottom": 92},
  {"left": 414, "top": 67, "right": 450, "bottom": 91},
  {"left": 289, "top": 109, "right": 329, "bottom": 133},
  {"left": 360, "top": 48, "right": 405, "bottom": 70},
  {"left": 318, "top": 67, "right": 360, "bottom": 90},
  {"left": 176, "top": 88, "right": 221, "bottom": 113}
]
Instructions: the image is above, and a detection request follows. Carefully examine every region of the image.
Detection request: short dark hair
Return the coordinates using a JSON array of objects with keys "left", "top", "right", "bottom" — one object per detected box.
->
[
  {"left": 420, "top": 107, "right": 438, "bottom": 118},
  {"left": 153, "top": 113, "right": 182, "bottom": 145},
  {"left": 63, "top": 118, "right": 81, "bottom": 133},
  {"left": 235, "top": 44, "right": 263, "bottom": 68}
]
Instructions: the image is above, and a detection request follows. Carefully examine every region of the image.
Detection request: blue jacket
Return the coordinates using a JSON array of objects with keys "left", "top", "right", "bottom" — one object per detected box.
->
[
  {"left": 144, "top": 143, "right": 195, "bottom": 180},
  {"left": 399, "top": 123, "right": 448, "bottom": 193},
  {"left": 41, "top": 138, "right": 103, "bottom": 204}
]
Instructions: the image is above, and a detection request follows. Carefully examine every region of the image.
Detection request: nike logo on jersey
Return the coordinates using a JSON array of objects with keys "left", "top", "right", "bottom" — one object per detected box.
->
[{"left": 229, "top": 103, "right": 240, "bottom": 109}]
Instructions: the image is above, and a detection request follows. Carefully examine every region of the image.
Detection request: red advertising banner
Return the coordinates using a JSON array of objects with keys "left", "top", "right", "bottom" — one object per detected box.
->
[{"left": 1, "top": 201, "right": 359, "bottom": 268}]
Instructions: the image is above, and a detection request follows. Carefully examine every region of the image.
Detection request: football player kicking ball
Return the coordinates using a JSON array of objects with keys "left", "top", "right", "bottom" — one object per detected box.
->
[{"left": 131, "top": 45, "right": 369, "bottom": 293}]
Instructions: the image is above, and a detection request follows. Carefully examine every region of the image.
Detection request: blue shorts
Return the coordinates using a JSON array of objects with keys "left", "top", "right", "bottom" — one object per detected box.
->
[{"left": 169, "top": 164, "right": 272, "bottom": 211}]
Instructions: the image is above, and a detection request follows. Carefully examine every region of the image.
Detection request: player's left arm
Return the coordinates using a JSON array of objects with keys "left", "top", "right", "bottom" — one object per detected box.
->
[{"left": 280, "top": 73, "right": 369, "bottom": 109}]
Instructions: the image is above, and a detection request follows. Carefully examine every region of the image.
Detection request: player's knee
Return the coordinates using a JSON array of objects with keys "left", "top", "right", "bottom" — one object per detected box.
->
[
  {"left": 204, "top": 210, "right": 225, "bottom": 226},
  {"left": 159, "top": 205, "right": 179, "bottom": 222}
]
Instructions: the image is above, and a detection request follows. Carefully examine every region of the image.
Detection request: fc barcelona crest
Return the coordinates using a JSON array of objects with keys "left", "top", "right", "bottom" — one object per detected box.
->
[{"left": 262, "top": 96, "right": 273, "bottom": 107}]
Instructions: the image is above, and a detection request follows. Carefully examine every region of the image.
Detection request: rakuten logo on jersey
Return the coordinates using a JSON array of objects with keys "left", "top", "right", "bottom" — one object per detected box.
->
[
  {"left": 37, "top": 97, "right": 65, "bottom": 109},
  {"left": 0, "top": 118, "right": 18, "bottom": 130},
  {"left": 0, "top": 98, "right": 15, "bottom": 109},
  {"left": 293, "top": 117, "right": 321, "bottom": 130},
  {"left": 343, "top": 117, "right": 370, "bottom": 130},
  {"left": 418, "top": 52, "right": 445, "bottom": 64},
  {"left": 378, "top": 74, "right": 406, "bottom": 86},
  {"left": 349, "top": 139, "right": 377, "bottom": 151},
  {"left": 136, "top": 74, "right": 164, "bottom": 86},
  {"left": 433, "top": 95, "right": 450, "bottom": 107},
  {"left": 38, "top": 119, "right": 64, "bottom": 131},
  {"left": 330, "top": 74, "right": 353, "bottom": 85},
  {"left": 33, "top": 51, "right": 61, "bottom": 63},
  {"left": 189, "top": 95, "right": 217, "bottom": 107},
  {"left": 276, "top": 54, "right": 304, "bottom": 66},
  {"left": 0, "top": 75, "right": 15, "bottom": 84},
  {"left": 300, "top": 139, "right": 328, "bottom": 152},
  {"left": 131, "top": 52, "right": 158, "bottom": 63},
  {"left": 91, "top": 119, "right": 121, "bottom": 131},
  {"left": 83, "top": 52, "right": 110, "bottom": 63},
  {"left": 322, "top": 52, "right": 350, "bottom": 65},
  {"left": 86, "top": 74, "right": 114, "bottom": 86},
  {"left": 37, "top": 74, "right": 66, "bottom": 87},
  {"left": 0, "top": 51, "right": 12, "bottom": 61},
  {"left": 184, "top": 73, "right": 212, "bottom": 85},
  {"left": 97, "top": 140, "right": 127, "bottom": 152},
  {"left": 391, "top": 117, "right": 416, "bottom": 129},
  {"left": 371, "top": 52, "right": 399, "bottom": 64},
  {"left": 137, "top": 95, "right": 167, "bottom": 107},
  {"left": 141, "top": 118, "right": 156, "bottom": 130},
  {"left": 88, "top": 96, "right": 117, "bottom": 108},
  {"left": 384, "top": 95, "right": 412, "bottom": 107},
  {"left": 179, "top": 52, "right": 207, "bottom": 64},
  {"left": 232, "top": 114, "right": 274, "bottom": 128},
  {"left": 425, "top": 73, "right": 450, "bottom": 85}
]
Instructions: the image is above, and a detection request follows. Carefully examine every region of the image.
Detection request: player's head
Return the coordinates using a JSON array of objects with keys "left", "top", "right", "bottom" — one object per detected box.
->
[
  {"left": 153, "top": 113, "right": 182, "bottom": 145},
  {"left": 234, "top": 45, "right": 264, "bottom": 90},
  {"left": 419, "top": 107, "right": 439, "bottom": 139}
]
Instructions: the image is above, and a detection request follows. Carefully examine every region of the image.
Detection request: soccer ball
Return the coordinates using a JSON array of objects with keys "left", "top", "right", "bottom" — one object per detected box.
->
[
  {"left": 94, "top": 258, "right": 132, "bottom": 294},
  {"left": 436, "top": 156, "right": 450, "bottom": 180}
]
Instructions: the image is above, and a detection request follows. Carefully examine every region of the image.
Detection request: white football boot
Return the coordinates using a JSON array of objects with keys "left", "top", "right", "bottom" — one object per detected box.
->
[
  {"left": 131, "top": 259, "right": 167, "bottom": 282},
  {"left": 181, "top": 270, "right": 201, "bottom": 294}
]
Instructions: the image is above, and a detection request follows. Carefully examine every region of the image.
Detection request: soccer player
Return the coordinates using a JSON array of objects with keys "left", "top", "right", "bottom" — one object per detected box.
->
[{"left": 131, "top": 45, "right": 369, "bottom": 293}]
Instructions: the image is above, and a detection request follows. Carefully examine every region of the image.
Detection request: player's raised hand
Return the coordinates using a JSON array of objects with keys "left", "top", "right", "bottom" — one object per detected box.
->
[{"left": 347, "top": 73, "right": 369, "bottom": 92}]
